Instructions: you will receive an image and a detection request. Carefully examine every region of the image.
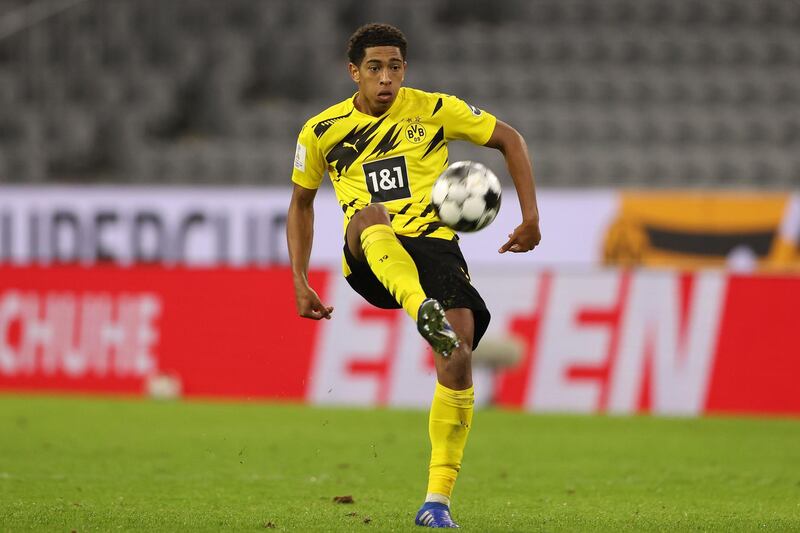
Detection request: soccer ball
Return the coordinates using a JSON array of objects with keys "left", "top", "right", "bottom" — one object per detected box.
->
[{"left": 431, "top": 161, "right": 502, "bottom": 232}]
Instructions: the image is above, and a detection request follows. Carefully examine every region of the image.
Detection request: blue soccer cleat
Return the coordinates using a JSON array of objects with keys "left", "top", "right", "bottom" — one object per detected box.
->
[{"left": 415, "top": 502, "right": 460, "bottom": 528}]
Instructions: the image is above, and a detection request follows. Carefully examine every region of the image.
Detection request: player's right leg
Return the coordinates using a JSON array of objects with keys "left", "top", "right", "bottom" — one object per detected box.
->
[
  {"left": 346, "top": 205, "right": 459, "bottom": 356},
  {"left": 417, "top": 308, "right": 475, "bottom": 528}
]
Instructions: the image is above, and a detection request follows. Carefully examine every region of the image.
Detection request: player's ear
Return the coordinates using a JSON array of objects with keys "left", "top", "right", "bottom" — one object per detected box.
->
[{"left": 348, "top": 62, "right": 360, "bottom": 83}]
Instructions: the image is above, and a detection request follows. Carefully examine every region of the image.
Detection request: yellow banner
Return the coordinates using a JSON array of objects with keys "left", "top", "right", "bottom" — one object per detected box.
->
[{"left": 603, "top": 192, "right": 800, "bottom": 270}]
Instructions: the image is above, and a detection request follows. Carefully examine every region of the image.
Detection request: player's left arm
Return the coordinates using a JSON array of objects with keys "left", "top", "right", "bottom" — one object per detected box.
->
[{"left": 484, "top": 119, "right": 542, "bottom": 253}]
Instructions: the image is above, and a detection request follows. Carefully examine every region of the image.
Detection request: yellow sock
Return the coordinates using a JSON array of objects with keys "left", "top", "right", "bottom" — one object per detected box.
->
[
  {"left": 360, "top": 224, "right": 427, "bottom": 320},
  {"left": 426, "top": 382, "right": 475, "bottom": 503}
]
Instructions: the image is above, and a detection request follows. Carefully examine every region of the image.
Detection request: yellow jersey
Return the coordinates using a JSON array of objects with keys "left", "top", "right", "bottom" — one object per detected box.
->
[{"left": 291, "top": 87, "right": 497, "bottom": 242}]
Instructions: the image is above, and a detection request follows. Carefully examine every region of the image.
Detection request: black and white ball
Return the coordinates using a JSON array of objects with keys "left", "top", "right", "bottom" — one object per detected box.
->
[{"left": 431, "top": 161, "right": 502, "bottom": 232}]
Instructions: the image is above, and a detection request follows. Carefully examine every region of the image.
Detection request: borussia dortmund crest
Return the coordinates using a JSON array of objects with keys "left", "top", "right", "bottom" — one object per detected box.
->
[{"left": 404, "top": 116, "right": 426, "bottom": 144}]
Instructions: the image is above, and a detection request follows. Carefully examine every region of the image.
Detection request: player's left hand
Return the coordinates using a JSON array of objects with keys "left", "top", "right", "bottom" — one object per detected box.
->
[{"left": 499, "top": 219, "right": 541, "bottom": 253}]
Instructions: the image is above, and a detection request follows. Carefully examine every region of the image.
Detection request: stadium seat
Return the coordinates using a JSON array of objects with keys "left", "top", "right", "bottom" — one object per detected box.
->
[{"left": 0, "top": 0, "right": 796, "bottom": 187}]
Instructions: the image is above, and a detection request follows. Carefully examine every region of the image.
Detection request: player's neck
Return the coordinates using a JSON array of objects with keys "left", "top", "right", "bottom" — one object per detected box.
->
[{"left": 353, "top": 92, "right": 391, "bottom": 117}]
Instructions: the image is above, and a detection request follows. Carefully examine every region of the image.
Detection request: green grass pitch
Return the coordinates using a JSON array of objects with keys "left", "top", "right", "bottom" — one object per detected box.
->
[{"left": 0, "top": 395, "right": 799, "bottom": 532}]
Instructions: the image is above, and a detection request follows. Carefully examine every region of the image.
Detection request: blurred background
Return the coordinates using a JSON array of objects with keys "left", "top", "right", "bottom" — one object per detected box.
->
[
  {"left": 0, "top": 0, "right": 799, "bottom": 415},
  {"left": 0, "top": 0, "right": 798, "bottom": 188}
]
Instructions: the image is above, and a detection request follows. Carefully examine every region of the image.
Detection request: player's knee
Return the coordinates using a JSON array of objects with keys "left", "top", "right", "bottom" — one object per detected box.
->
[
  {"left": 441, "top": 368, "right": 471, "bottom": 390},
  {"left": 439, "top": 344, "right": 472, "bottom": 389},
  {"left": 456, "top": 345, "right": 472, "bottom": 378},
  {"left": 348, "top": 204, "right": 392, "bottom": 244},
  {"left": 355, "top": 204, "right": 390, "bottom": 227}
]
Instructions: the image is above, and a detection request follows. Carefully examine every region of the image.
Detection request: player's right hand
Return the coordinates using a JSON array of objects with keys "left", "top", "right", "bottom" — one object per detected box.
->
[{"left": 294, "top": 285, "right": 334, "bottom": 320}]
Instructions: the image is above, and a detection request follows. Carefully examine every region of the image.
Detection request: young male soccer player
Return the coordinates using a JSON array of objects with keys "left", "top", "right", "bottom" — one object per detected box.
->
[{"left": 287, "top": 23, "right": 541, "bottom": 528}]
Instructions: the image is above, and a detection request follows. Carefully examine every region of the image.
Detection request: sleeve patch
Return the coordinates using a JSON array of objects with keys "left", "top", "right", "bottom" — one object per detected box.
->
[
  {"left": 464, "top": 101, "right": 482, "bottom": 116},
  {"left": 294, "top": 142, "right": 307, "bottom": 172}
]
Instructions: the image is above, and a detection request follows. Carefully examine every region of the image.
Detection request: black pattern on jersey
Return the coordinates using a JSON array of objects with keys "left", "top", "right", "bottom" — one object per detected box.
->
[
  {"left": 313, "top": 110, "right": 353, "bottom": 138},
  {"left": 432, "top": 97, "right": 443, "bottom": 116},
  {"left": 341, "top": 197, "right": 360, "bottom": 214},
  {"left": 403, "top": 202, "right": 437, "bottom": 229},
  {"left": 420, "top": 221, "right": 447, "bottom": 237},
  {"left": 327, "top": 117, "right": 387, "bottom": 173},
  {"left": 421, "top": 126, "right": 445, "bottom": 160},
  {"left": 402, "top": 216, "right": 418, "bottom": 228},
  {"left": 420, "top": 203, "right": 436, "bottom": 218},
  {"left": 367, "top": 124, "right": 402, "bottom": 159}
]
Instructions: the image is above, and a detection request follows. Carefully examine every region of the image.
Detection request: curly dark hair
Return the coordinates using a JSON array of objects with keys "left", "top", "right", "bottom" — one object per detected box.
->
[{"left": 347, "top": 23, "right": 407, "bottom": 66}]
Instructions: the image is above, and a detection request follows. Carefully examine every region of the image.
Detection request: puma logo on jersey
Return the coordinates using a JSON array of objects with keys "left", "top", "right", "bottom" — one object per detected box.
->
[{"left": 343, "top": 142, "right": 359, "bottom": 151}]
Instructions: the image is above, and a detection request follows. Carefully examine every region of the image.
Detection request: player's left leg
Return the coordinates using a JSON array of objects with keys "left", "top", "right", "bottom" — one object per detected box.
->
[
  {"left": 347, "top": 206, "right": 459, "bottom": 356},
  {"left": 417, "top": 308, "right": 474, "bottom": 528},
  {"left": 347, "top": 205, "right": 427, "bottom": 320}
]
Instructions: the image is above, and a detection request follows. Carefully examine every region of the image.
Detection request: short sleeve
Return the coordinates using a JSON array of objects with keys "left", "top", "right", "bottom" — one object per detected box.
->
[
  {"left": 291, "top": 122, "right": 326, "bottom": 189},
  {"left": 439, "top": 95, "right": 497, "bottom": 146}
]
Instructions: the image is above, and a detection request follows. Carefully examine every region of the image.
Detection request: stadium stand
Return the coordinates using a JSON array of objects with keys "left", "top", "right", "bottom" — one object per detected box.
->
[{"left": 0, "top": 0, "right": 797, "bottom": 187}]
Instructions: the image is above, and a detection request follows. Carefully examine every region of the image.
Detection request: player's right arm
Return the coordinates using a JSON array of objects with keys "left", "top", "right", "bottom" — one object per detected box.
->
[
  {"left": 287, "top": 122, "right": 332, "bottom": 320},
  {"left": 287, "top": 184, "right": 333, "bottom": 320}
]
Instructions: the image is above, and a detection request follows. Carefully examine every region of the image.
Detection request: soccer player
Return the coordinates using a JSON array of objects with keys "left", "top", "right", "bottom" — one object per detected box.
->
[{"left": 287, "top": 23, "right": 540, "bottom": 528}]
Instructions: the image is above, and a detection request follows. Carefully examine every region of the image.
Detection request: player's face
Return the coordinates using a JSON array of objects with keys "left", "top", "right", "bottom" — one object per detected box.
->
[{"left": 349, "top": 46, "right": 406, "bottom": 116}]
